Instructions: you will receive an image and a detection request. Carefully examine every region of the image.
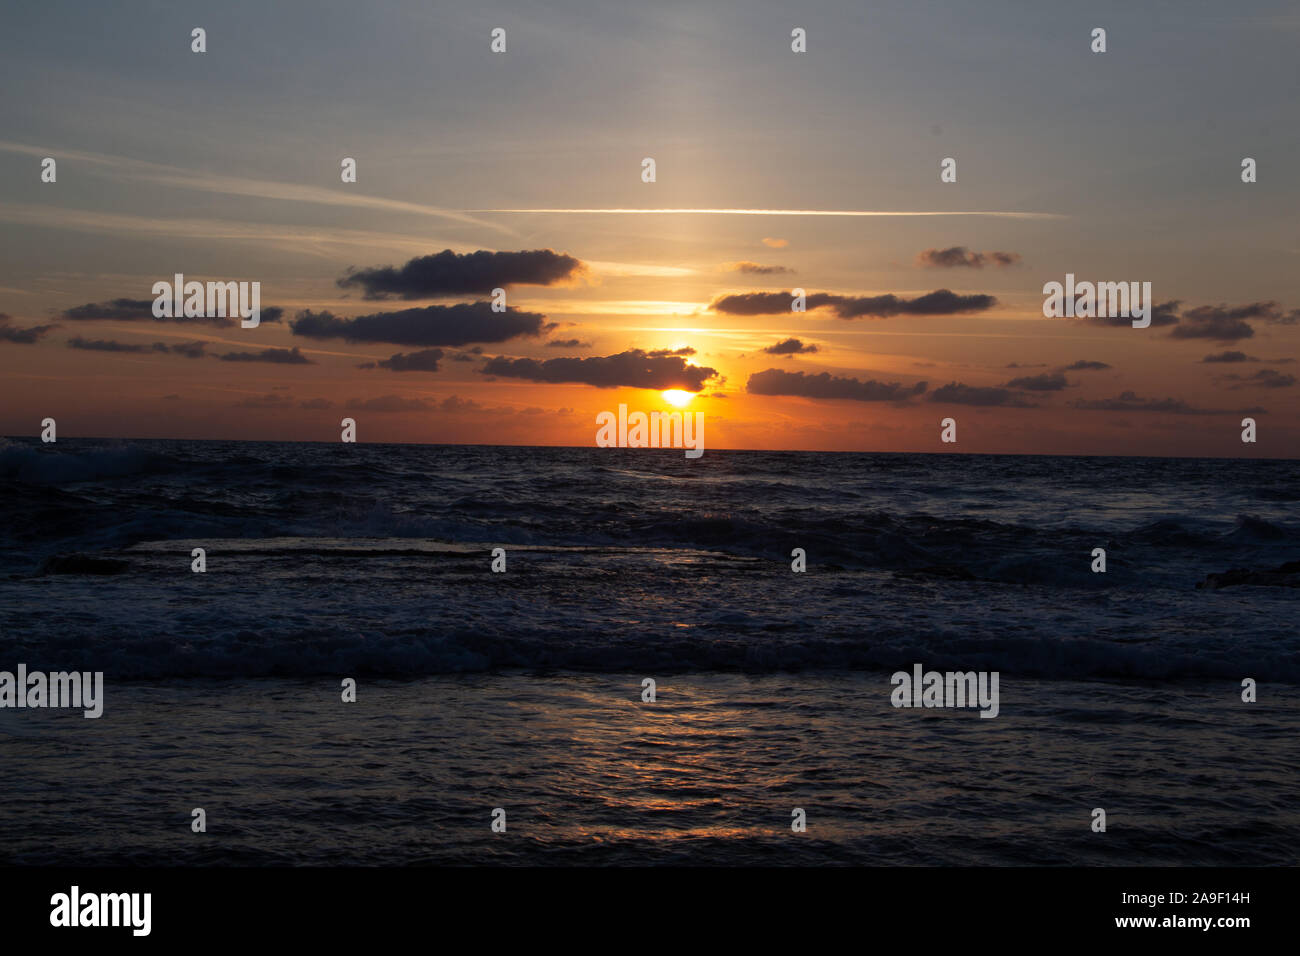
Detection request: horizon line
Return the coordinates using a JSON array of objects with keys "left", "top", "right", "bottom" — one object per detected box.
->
[{"left": 2, "top": 434, "right": 1288, "bottom": 462}]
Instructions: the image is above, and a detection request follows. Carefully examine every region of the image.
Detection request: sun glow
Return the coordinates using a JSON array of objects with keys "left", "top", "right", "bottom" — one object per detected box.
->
[{"left": 661, "top": 389, "right": 694, "bottom": 407}]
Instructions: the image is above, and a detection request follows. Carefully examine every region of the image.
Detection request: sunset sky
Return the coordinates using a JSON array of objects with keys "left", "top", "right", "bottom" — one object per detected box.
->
[{"left": 1, "top": 0, "right": 1297, "bottom": 455}]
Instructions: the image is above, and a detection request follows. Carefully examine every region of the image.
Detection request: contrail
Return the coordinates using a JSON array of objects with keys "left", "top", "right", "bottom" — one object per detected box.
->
[
  {"left": 0, "top": 140, "right": 517, "bottom": 235},
  {"left": 470, "top": 208, "right": 1064, "bottom": 219}
]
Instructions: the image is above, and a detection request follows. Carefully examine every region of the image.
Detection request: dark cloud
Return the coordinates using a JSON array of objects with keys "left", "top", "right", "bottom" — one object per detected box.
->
[
  {"left": 1221, "top": 369, "right": 1296, "bottom": 390},
  {"left": 0, "top": 315, "right": 57, "bottom": 343},
  {"left": 299, "top": 398, "right": 334, "bottom": 409},
  {"left": 235, "top": 393, "right": 295, "bottom": 409},
  {"left": 217, "top": 347, "right": 313, "bottom": 364},
  {"left": 730, "top": 261, "right": 792, "bottom": 275},
  {"left": 65, "top": 337, "right": 210, "bottom": 357},
  {"left": 480, "top": 348, "right": 718, "bottom": 391},
  {"left": 61, "top": 299, "right": 282, "bottom": 326},
  {"left": 1165, "top": 302, "right": 1300, "bottom": 342},
  {"left": 1202, "top": 351, "right": 1254, "bottom": 363},
  {"left": 1069, "top": 391, "right": 1265, "bottom": 415},
  {"left": 169, "top": 341, "right": 208, "bottom": 359},
  {"left": 1093, "top": 300, "right": 1299, "bottom": 340},
  {"left": 1005, "top": 362, "right": 1047, "bottom": 369},
  {"left": 337, "top": 249, "right": 583, "bottom": 300},
  {"left": 647, "top": 346, "right": 695, "bottom": 357},
  {"left": 710, "top": 289, "right": 996, "bottom": 318},
  {"left": 62, "top": 298, "right": 158, "bottom": 321},
  {"left": 1168, "top": 303, "right": 1267, "bottom": 341},
  {"left": 929, "top": 382, "right": 1038, "bottom": 407},
  {"left": 917, "top": 247, "right": 1021, "bottom": 269},
  {"left": 1003, "top": 371, "right": 1068, "bottom": 391},
  {"left": 1084, "top": 299, "right": 1181, "bottom": 329},
  {"left": 372, "top": 348, "right": 445, "bottom": 372},
  {"left": 345, "top": 395, "right": 435, "bottom": 413},
  {"left": 291, "top": 303, "right": 544, "bottom": 347},
  {"left": 1064, "top": 360, "right": 1111, "bottom": 371},
  {"left": 763, "top": 338, "right": 819, "bottom": 355},
  {"left": 546, "top": 338, "right": 589, "bottom": 348},
  {"left": 439, "top": 395, "right": 483, "bottom": 413},
  {"left": 747, "top": 368, "right": 927, "bottom": 402},
  {"left": 67, "top": 337, "right": 153, "bottom": 353}
]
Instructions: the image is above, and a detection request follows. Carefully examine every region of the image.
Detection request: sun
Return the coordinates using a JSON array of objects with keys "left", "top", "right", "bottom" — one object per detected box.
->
[{"left": 661, "top": 389, "right": 694, "bottom": 407}]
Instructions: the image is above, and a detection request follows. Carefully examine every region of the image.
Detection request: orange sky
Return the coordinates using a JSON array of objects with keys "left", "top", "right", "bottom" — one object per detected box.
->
[{"left": 1, "top": 3, "right": 1297, "bottom": 456}]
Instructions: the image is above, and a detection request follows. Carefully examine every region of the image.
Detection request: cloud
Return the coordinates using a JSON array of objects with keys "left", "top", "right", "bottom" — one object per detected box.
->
[
  {"left": 291, "top": 303, "right": 545, "bottom": 347},
  {"left": 1003, "top": 371, "right": 1068, "bottom": 391},
  {"left": 345, "top": 395, "right": 435, "bottom": 413},
  {"left": 917, "top": 246, "right": 1021, "bottom": 269},
  {"left": 67, "top": 337, "right": 154, "bottom": 353},
  {"left": 763, "top": 338, "right": 819, "bottom": 355},
  {"left": 0, "top": 140, "right": 510, "bottom": 234},
  {"left": 1169, "top": 302, "right": 1300, "bottom": 342},
  {"left": 439, "top": 395, "right": 483, "bottom": 413},
  {"left": 1168, "top": 302, "right": 1272, "bottom": 341},
  {"left": 1221, "top": 369, "right": 1296, "bottom": 389},
  {"left": 477, "top": 207, "right": 1062, "bottom": 220},
  {"left": 480, "top": 348, "right": 718, "bottom": 391},
  {"left": 63, "top": 298, "right": 164, "bottom": 321},
  {"left": 217, "top": 347, "right": 313, "bottom": 364},
  {"left": 170, "top": 341, "right": 209, "bottom": 359},
  {"left": 235, "top": 393, "right": 295, "bottom": 408},
  {"left": 299, "top": 398, "right": 335, "bottom": 409},
  {"left": 337, "top": 249, "right": 583, "bottom": 300},
  {"left": 1069, "top": 390, "right": 1265, "bottom": 414},
  {"left": 746, "top": 368, "right": 927, "bottom": 402},
  {"left": 1091, "top": 300, "right": 1300, "bottom": 339},
  {"left": 546, "top": 338, "right": 589, "bottom": 348},
  {"left": 729, "top": 261, "right": 792, "bottom": 275},
  {"left": 371, "top": 348, "right": 445, "bottom": 372},
  {"left": 710, "top": 288, "right": 996, "bottom": 318},
  {"left": 62, "top": 299, "right": 283, "bottom": 326},
  {"left": 1063, "top": 360, "right": 1111, "bottom": 371},
  {"left": 761, "top": 238, "right": 789, "bottom": 248},
  {"left": 65, "top": 337, "right": 211, "bottom": 358},
  {"left": 1084, "top": 299, "right": 1181, "bottom": 329},
  {"left": 0, "top": 315, "right": 57, "bottom": 343},
  {"left": 929, "top": 382, "right": 1038, "bottom": 407},
  {"left": 1202, "top": 351, "right": 1255, "bottom": 363}
]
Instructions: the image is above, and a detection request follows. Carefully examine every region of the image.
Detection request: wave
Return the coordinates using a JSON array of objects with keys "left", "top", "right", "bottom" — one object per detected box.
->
[
  {"left": 0, "top": 440, "right": 183, "bottom": 484},
  {"left": 5, "top": 623, "right": 1294, "bottom": 682}
]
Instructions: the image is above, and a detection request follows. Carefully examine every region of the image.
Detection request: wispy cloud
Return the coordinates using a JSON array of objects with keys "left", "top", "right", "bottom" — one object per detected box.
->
[
  {"left": 472, "top": 208, "right": 1065, "bottom": 220},
  {"left": 0, "top": 203, "right": 461, "bottom": 259},
  {"left": 0, "top": 141, "right": 512, "bottom": 234}
]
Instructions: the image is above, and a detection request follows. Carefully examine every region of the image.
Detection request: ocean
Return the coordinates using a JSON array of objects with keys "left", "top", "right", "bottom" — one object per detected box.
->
[{"left": 1, "top": 437, "right": 1297, "bottom": 865}]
